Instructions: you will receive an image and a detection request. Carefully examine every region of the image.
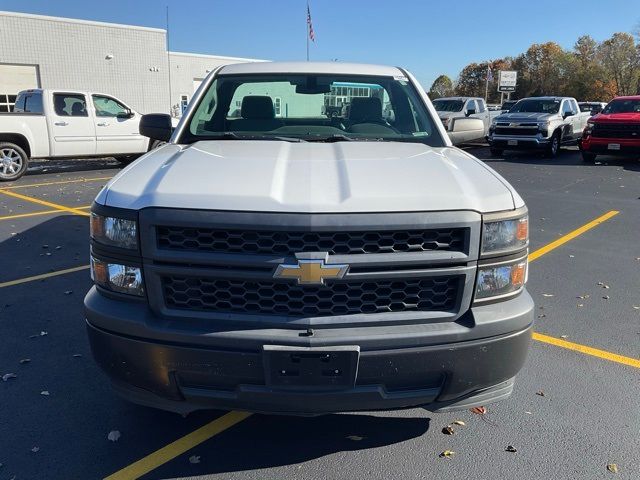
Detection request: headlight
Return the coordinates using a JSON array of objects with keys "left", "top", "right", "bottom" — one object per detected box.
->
[
  {"left": 481, "top": 211, "right": 528, "bottom": 256},
  {"left": 91, "top": 256, "right": 144, "bottom": 296},
  {"left": 583, "top": 121, "right": 594, "bottom": 136},
  {"left": 90, "top": 213, "right": 137, "bottom": 249},
  {"left": 475, "top": 257, "right": 527, "bottom": 302}
]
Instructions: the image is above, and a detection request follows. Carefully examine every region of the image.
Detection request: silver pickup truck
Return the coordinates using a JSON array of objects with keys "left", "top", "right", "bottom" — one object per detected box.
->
[
  {"left": 85, "top": 62, "right": 533, "bottom": 416},
  {"left": 488, "top": 96, "right": 591, "bottom": 157}
]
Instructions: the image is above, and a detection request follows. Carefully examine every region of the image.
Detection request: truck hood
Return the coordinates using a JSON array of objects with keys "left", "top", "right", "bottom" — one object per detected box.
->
[
  {"left": 100, "top": 141, "right": 518, "bottom": 213},
  {"left": 494, "top": 112, "right": 554, "bottom": 123},
  {"left": 591, "top": 112, "right": 640, "bottom": 123}
]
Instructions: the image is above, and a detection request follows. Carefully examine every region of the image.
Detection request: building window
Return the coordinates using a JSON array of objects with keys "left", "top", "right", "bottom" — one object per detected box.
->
[
  {"left": 274, "top": 97, "right": 282, "bottom": 117},
  {"left": 0, "top": 94, "right": 17, "bottom": 112}
]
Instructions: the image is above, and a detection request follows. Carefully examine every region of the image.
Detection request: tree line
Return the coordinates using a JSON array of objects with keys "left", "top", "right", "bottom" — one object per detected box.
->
[{"left": 428, "top": 32, "right": 640, "bottom": 103}]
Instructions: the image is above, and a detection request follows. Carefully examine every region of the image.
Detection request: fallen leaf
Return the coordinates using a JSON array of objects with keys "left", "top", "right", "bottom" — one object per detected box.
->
[
  {"left": 577, "top": 304, "right": 584, "bottom": 308},
  {"left": 542, "top": 294, "right": 554, "bottom": 297},
  {"left": 346, "top": 435, "right": 364, "bottom": 441},
  {"left": 107, "top": 430, "right": 121, "bottom": 442},
  {"left": 524, "top": 411, "right": 532, "bottom": 415},
  {"left": 64, "top": 290, "right": 73, "bottom": 295},
  {"left": 607, "top": 464, "right": 618, "bottom": 473},
  {"left": 505, "top": 445, "right": 517, "bottom": 453},
  {"left": 31, "top": 447, "right": 39, "bottom": 453},
  {"left": 72, "top": 354, "right": 83, "bottom": 358},
  {"left": 439, "top": 450, "right": 455, "bottom": 458},
  {"left": 453, "top": 420, "right": 465, "bottom": 426},
  {"left": 189, "top": 455, "right": 201, "bottom": 464},
  {"left": 603, "top": 285, "right": 610, "bottom": 289},
  {"left": 442, "top": 426, "right": 455, "bottom": 435},
  {"left": 2, "top": 373, "right": 17, "bottom": 382},
  {"left": 537, "top": 314, "right": 546, "bottom": 318},
  {"left": 40, "top": 390, "right": 50, "bottom": 396},
  {"left": 470, "top": 406, "right": 487, "bottom": 415},
  {"left": 633, "top": 306, "right": 640, "bottom": 310},
  {"left": 603, "top": 295, "right": 610, "bottom": 300},
  {"left": 560, "top": 335, "right": 568, "bottom": 339},
  {"left": 40, "top": 331, "right": 48, "bottom": 336},
  {"left": 569, "top": 255, "right": 575, "bottom": 258},
  {"left": 19, "top": 358, "right": 31, "bottom": 364},
  {"left": 536, "top": 391, "right": 545, "bottom": 397}
]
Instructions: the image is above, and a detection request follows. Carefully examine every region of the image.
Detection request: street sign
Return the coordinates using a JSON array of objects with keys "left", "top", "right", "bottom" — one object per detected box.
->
[{"left": 498, "top": 71, "right": 517, "bottom": 92}]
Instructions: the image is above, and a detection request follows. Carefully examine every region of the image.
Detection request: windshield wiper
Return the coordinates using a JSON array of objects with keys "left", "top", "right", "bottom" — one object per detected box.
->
[{"left": 206, "top": 132, "right": 306, "bottom": 142}]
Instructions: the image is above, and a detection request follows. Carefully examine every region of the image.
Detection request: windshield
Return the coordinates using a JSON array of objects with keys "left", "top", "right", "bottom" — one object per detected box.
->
[
  {"left": 501, "top": 101, "right": 516, "bottom": 111},
  {"left": 509, "top": 99, "right": 560, "bottom": 114},
  {"left": 602, "top": 99, "right": 640, "bottom": 114},
  {"left": 432, "top": 99, "right": 464, "bottom": 112},
  {"left": 183, "top": 74, "right": 443, "bottom": 146}
]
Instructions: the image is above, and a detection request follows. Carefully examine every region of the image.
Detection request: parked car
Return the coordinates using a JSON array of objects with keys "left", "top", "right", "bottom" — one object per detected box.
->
[
  {"left": 0, "top": 89, "right": 160, "bottom": 181},
  {"left": 578, "top": 101, "right": 607, "bottom": 115},
  {"left": 85, "top": 61, "right": 533, "bottom": 416},
  {"left": 432, "top": 96, "right": 490, "bottom": 141},
  {"left": 501, "top": 100, "right": 517, "bottom": 112},
  {"left": 488, "top": 96, "right": 591, "bottom": 157},
  {"left": 579, "top": 95, "right": 640, "bottom": 162}
]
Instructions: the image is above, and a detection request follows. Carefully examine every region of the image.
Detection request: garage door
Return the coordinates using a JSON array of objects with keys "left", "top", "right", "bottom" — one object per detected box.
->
[{"left": 0, "top": 64, "right": 40, "bottom": 112}]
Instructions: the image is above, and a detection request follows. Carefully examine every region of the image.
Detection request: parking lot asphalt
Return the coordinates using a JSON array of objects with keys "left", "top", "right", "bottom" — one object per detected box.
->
[{"left": 0, "top": 148, "right": 639, "bottom": 480}]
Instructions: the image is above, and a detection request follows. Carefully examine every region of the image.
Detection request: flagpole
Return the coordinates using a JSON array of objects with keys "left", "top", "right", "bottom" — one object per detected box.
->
[{"left": 484, "top": 64, "right": 490, "bottom": 103}]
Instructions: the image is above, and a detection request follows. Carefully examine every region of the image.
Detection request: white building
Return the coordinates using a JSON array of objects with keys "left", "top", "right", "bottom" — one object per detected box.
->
[{"left": 0, "top": 11, "right": 264, "bottom": 115}]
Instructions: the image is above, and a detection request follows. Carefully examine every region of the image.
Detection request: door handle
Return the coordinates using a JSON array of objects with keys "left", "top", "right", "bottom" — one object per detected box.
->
[
  {"left": 54, "top": 121, "right": 68, "bottom": 126},
  {"left": 97, "top": 122, "right": 110, "bottom": 127}
]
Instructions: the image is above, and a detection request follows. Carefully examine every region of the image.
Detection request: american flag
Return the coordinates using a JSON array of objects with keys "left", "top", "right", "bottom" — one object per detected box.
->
[
  {"left": 307, "top": 3, "right": 315, "bottom": 42},
  {"left": 487, "top": 66, "right": 494, "bottom": 82}
]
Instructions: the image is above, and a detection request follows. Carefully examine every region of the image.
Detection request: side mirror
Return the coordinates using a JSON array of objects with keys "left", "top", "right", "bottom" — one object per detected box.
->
[
  {"left": 590, "top": 108, "right": 601, "bottom": 115},
  {"left": 140, "top": 114, "right": 173, "bottom": 142},
  {"left": 465, "top": 109, "right": 476, "bottom": 117},
  {"left": 116, "top": 109, "right": 134, "bottom": 119},
  {"left": 563, "top": 111, "right": 574, "bottom": 119},
  {"left": 448, "top": 117, "right": 485, "bottom": 145}
]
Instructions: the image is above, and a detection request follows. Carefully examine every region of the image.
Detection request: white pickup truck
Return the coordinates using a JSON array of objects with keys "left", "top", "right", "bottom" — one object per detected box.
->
[
  {"left": 85, "top": 62, "right": 533, "bottom": 416},
  {"left": 0, "top": 89, "right": 159, "bottom": 181},
  {"left": 487, "top": 96, "right": 591, "bottom": 157}
]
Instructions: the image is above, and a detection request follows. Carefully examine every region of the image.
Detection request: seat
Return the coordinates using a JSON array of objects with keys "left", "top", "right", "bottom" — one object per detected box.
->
[
  {"left": 227, "top": 96, "right": 284, "bottom": 132},
  {"left": 71, "top": 102, "right": 86, "bottom": 116},
  {"left": 347, "top": 97, "right": 396, "bottom": 135}
]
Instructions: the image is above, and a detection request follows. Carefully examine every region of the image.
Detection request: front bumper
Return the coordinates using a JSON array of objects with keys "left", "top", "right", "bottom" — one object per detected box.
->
[
  {"left": 85, "top": 288, "right": 534, "bottom": 415},
  {"left": 488, "top": 135, "right": 551, "bottom": 150},
  {"left": 580, "top": 136, "right": 640, "bottom": 155}
]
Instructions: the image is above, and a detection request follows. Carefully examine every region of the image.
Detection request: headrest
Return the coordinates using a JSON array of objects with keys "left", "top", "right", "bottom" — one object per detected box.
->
[
  {"left": 241, "top": 96, "right": 275, "bottom": 119},
  {"left": 71, "top": 102, "right": 85, "bottom": 115},
  {"left": 349, "top": 97, "right": 382, "bottom": 123}
]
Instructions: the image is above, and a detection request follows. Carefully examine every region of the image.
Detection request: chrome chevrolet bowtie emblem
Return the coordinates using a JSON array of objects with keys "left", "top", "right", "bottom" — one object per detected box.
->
[{"left": 274, "top": 256, "right": 348, "bottom": 285}]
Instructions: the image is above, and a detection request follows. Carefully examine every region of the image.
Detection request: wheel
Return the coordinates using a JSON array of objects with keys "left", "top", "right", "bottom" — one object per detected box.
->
[
  {"left": 0, "top": 142, "right": 29, "bottom": 181},
  {"left": 490, "top": 147, "right": 504, "bottom": 157},
  {"left": 545, "top": 132, "right": 560, "bottom": 158},
  {"left": 581, "top": 151, "right": 596, "bottom": 163}
]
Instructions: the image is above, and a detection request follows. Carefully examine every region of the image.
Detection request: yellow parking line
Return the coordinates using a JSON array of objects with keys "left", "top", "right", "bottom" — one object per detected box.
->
[
  {"left": 104, "top": 411, "right": 252, "bottom": 480},
  {"left": 0, "top": 189, "right": 90, "bottom": 216},
  {"left": 528, "top": 210, "right": 619, "bottom": 262},
  {"left": 533, "top": 333, "right": 640, "bottom": 369},
  {"left": 1, "top": 176, "right": 112, "bottom": 190},
  {"left": 0, "top": 205, "right": 91, "bottom": 221},
  {"left": 0, "top": 265, "right": 90, "bottom": 288}
]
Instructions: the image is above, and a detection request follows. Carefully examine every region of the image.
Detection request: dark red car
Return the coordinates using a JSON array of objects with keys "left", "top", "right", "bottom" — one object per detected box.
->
[{"left": 580, "top": 96, "right": 640, "bottom": 162}]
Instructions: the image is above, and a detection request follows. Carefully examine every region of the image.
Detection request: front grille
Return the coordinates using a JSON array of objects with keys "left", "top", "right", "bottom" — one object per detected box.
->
[
  {"left": 592, "top": 123, "right": 640, "bottom": 139},
  {"left": 494, "top": 127, "right": 539, "bottom": 136},
  {"left": 162, "top": 276, "right": 461, "bottom": 317},
  {"left": 157, "top": 226, "right": 468, "bottom": 256}
]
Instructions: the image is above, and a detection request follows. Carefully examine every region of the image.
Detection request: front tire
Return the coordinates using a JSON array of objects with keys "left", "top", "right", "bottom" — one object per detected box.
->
[
  {"left": 581, "top": 151, "right": 596, "bottom": 163},
  {"left": 0, "top": 142, "right": 29, "bottom": 181},
  {"left": 545, "top": 132, "right": 560, "bottom": 158}
]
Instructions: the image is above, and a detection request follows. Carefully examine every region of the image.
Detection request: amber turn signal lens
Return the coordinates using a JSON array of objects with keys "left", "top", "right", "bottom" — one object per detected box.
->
[
  {"left": 511, "top": 261, "right": 527, "bottom": 287},
  {"left": 516, "top": 217, "right": 528, "bottom": 241}
]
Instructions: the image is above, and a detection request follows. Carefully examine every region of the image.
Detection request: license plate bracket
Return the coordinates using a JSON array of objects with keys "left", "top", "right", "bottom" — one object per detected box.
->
[
  {"left": 263, "top": 345, "right": 359, "bottom": 389},
  {"left": 608, "top": 143, "right": 621, "bottom": 150},
  {"left": 508, "top": 139, "right": 518, "bottom": 146}
]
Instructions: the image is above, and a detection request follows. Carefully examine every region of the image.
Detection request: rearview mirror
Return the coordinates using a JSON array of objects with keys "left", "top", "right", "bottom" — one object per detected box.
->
[
  {"left": 116, "top": 109, "right": 134, "bottom": 119},
  {"left": 140, "top": 114, "right": 173, "bottom": 142}
]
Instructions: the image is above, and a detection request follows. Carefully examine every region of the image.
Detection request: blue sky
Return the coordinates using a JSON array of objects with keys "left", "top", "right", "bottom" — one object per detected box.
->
[{"left": 3, "top": 0, "right": 639, "bottom": 88}]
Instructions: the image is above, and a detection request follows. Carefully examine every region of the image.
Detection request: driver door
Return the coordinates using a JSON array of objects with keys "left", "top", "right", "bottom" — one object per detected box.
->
[{"left": 92, "top": 95, "right": 146, "bottom": 155}]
